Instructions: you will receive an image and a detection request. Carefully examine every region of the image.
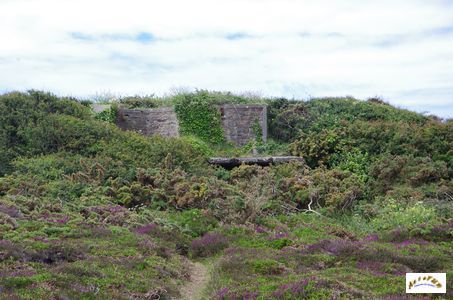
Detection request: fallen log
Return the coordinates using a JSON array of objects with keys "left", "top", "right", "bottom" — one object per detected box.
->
[{"left": 208, "top": 156, "right": 304, "bottom": 169}]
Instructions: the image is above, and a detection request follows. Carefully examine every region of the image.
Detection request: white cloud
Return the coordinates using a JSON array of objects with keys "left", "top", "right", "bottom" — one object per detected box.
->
[{"left": 0, "top": 0, "right": 452, "bottom": 117}]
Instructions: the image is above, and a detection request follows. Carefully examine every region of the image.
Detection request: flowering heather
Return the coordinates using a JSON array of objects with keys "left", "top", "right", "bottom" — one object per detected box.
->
[
  {"left": 32, "top": 236, "right": 50, "bottom": 243},
  {"left": 89, "top": 205, "right": 127, "bottom": 215},
  {"left": 0, "top": 204, "right": 22, "bottom": 218},
  {"left": 2, "top": 269, "right": 36, "bottom": 278},
  {"left": 305, "top": 239, "right": 361, "bottom": 256},
  {"left": 242, "top": 291, "right": 260, "bottom": 299},
  {"left": 41, "top": 213, "right": 70, "bottom": 224},
  {"left": 314, "top": 279, "right": 330, "bottom": 289},
  {"left": 190, "top": 232, "right": 228, "bottom": 258},
  {"left": 138, "top": 239, "right": 158, "bottom": 252},
  {"left": 87, "top": 205, "right": 130, "bottom": 225},
  {"left": 392, "top": 238, "right": 428, "bottom": 249},
  {"left": 255, "top": 225, "right": 268, "bottom": 233},
  {"left": 389, "top": 264, "right": 410, "bottom": 276},
  {"left": 223, "top": 247, "right": 260, "bottom": 258},
  {"left": 216, "top": 287, "right": 229, "bottom": 299},
  {"left": 0, "top": 240, "right": 25, "bottom": 260},
  {"left": 134, "top": 223, "right": 158, "bottom": 235},
  {"left": 223, "top": 247, "right": 242, "bottom": 256},
  {"left": 268, "top": 232, "right": 289, "bottom": 240},
  {"left": 356, "top": 261, "right": 384, "bottom": 275},
  {"left": 428, "top": 221, "right": 453, "bottom": 241},
  {"left": 386, "top": 227, "right": 409, "bottom": 242},
  {"left": 271, "top": 279, "right": 309, "bottom": 298},
  {"left": 362, "top": 234, "right": 379, "bottom": 242},
  {"left": 89, "top": 226, "right": 113, "bottom": 237},
  {"left": 215, "top": 288, "right": 259, "bottom": 300},
  {"left": 0, "top": 240, "right": 14, "bottom": 249},
  {"left": 382, "top": 296, "right": 431, "bottom": 300}
]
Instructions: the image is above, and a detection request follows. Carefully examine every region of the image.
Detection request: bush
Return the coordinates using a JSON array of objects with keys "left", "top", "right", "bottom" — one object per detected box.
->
[
  {"left": 0, "top": 91, "right": 91, "bottom": 175},
  {"left": 190, "top": 232, "right": 228, "bottom": 258},
  {"left": 248, "top": 259, "right": 283, "bottom": 275},
  {"left": 369, "top": 155, "right": 449, "bottom": 196},
  {"left": 181, "top": 135, "right": 215, "bottom": 157},
  {"left": 290, "top": 128, "right": 347, "bottom": 168},
  {"left": 267, "top": 98, "right": 308, "bottom": 142},
  {"left": 119, "top": 95, "right": 159, "bottom": 108},
  {"left": 22, "top": 114, "right": 117, "bottom": 155},
  {"left": 308, "top": 168, "right": 365, "bottom": 211},
  {"left": 172, "top": 209, "right": 218, "bottom": 237},
  {"left": 370, "top": 199, "right": 440, "bottom": 232}
]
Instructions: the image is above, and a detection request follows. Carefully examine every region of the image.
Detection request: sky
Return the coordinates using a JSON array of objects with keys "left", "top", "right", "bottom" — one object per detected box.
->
[{"left": 1, "top": 0, "right": 453, "bottom": 118}]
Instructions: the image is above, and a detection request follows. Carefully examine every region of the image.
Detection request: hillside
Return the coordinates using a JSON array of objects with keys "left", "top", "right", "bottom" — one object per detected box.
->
[{"left": 0, "top": 90, "right": 452, "bottom": 299}]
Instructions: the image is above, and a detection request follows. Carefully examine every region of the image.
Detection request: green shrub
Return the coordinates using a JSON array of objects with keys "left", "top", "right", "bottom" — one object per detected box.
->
[
  {"left": 0, "top": 91, "right": 93, "bottom": 174},
  {"left": 119, "top": 95, "right": 159, "bottom": 108},
  {"left": 331, "top": 149, "right": 370, "bottom": 183},
  {"left": 248, "top": 259, "right": 282, "bottom": 275},
  {"left": 271, "top": 237, "right": 292, "bottom": 249},
  {"left": 308, "top": 168, "right": 365, "bottom": 211},
  {"left": 369, "top": 155, "right": 449, "bottom": 197},
  {"left": 171, "top": 209, "right": 218, "bottom": 237},
  {"left": 181, "top": 135, "right": 215, "bottom": 157},
  {"left": 267, "top": 98, "right": 308, "bottom": 142},
  {"left": 22, "top": 114, "right": 117, "bottom": 155},
  {"left": 370, "top": 199, "right": 440, "bottom": 232},
  {"left": 290, "top": 128, "right": 347, "bottom": 168}
]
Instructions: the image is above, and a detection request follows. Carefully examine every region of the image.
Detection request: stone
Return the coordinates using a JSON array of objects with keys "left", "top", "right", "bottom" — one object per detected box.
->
[{"left": 114, "top": 104, "right": 268, "bottom": 145}]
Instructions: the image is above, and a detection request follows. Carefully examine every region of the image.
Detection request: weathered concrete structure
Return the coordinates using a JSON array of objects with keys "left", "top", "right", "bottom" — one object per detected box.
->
[
  {"left": 220, "top": 104, "right": 267, "bottom": 146},
  {"left": 108, "top": 104, "right": 267, "bottom": 145},
  {"left": 116, "top": 107, "right": 180, "bottom": 138}
]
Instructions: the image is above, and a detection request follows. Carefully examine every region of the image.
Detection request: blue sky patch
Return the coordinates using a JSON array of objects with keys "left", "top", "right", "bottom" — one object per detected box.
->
[
  {"left": 225, "top": 32, "right": 253, "bottom": 40},
  {"left": 70, "top": 31, "right": 156, "bottom": 43},
  {"left": 136, "top": 32, "right": 155, "bottom": 43},
  {"left": 70, "top": 32, "right": 94, "bottom": 41}
]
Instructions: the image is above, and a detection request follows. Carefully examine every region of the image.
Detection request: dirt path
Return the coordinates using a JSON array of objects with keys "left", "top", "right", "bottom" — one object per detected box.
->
[{"left": 178, "top": 261, "right": 209, "bottom": 300}]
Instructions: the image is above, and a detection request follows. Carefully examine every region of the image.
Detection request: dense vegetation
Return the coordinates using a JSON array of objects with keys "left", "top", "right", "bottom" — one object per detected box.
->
[{"left": 0, "top": 90, "right": 451, "bottom": 299}]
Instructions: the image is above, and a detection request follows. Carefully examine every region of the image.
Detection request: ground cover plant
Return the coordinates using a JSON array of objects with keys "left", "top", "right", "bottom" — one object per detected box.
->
[{"left": 0, "top": 90, "right": 451, "bottom": 299}]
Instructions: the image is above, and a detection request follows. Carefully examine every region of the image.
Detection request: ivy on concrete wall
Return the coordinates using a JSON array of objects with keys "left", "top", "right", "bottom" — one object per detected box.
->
[
  {"left": 174, "top": 91, "right": 225, "bottom": 144},
  {"left": 94, "top": 104, "right": 118, "bottom": 123}
]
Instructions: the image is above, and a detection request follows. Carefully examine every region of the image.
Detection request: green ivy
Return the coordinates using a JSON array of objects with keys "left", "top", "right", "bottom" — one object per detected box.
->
[
  {"left": 94, "top": 104, "right": 118, "bottom": 123},
  {"left": 252, "top": 118, "right": 263, "bottom": 143},
  {"left": 173, "top": 91, "right": 225, "bottom": 144}
]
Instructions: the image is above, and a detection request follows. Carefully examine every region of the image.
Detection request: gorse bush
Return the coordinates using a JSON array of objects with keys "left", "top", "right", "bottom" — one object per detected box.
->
[
  {"left": 290, "top": 127, "right": 347, "bottom": 167},
  {"left": 267, "top": 98, "right": 308, "bottom": 142},
  {"left": 0, "top": 91, "right": 92, "bottom": 175}
]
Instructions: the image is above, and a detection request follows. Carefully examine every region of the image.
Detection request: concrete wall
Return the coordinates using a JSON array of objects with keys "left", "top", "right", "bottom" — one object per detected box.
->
[
  {"left": 220, "top": 104, "right": 267, "bottom": 146},
  {"left": 92, "top": 104, "right": 111, "bottom": 113},
  {"left": 114, "top": 104, "right": 267, "bottom": 145},
  {"left": 116, "top": 107, "right": 180, "bottom": 138}
]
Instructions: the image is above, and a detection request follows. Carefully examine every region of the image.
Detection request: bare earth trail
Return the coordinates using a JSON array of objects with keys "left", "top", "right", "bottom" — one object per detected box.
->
[{"left": 177, "top": 261, "right": 210, "bottom": 300}]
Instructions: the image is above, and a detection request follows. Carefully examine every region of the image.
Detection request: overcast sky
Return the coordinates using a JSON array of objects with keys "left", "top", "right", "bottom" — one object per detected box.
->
[{"left": 1, "top": 0, "right": 452, "bottom": 117}]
